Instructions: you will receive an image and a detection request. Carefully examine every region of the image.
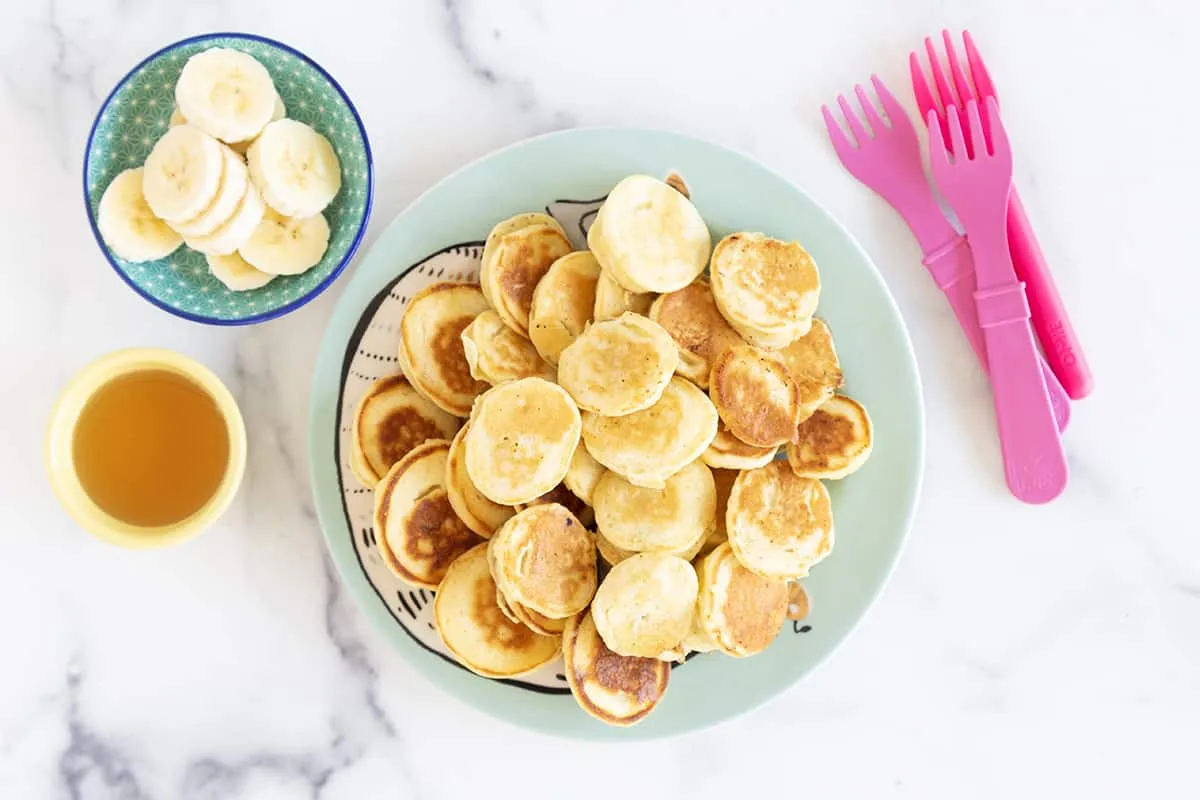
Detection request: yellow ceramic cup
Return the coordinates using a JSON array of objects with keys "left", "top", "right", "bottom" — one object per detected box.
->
[{"left": 45, "top": 348, "right": 247, "bottom": 548}]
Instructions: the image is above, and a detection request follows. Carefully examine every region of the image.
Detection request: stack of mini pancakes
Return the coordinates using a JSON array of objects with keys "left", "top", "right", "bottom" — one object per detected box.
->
[{"left": 352, "top": 173, "right": 874, "bottom": 727}]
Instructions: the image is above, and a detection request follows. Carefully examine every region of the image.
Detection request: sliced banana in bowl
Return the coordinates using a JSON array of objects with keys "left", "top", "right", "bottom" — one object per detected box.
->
[{"left": 84, "top": 33, "right": 371, "bottom": 322}]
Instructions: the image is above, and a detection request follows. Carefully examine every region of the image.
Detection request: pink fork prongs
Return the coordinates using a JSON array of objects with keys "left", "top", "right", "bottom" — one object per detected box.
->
[
  {"left": 927, "top": 97, "right": 1009, "bottom": 169},
  {"left": 910, "top": 29, "right": 997, "bottom": 157},
  {"left": 820, "top": 75, "right": 906, "bottom": 151}
]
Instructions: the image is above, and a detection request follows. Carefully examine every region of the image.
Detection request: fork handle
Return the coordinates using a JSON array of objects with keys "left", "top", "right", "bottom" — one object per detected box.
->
[
  {"left": 974, "top": 279, "right": 1069, "bottom": 503},
  {"left": 1008, "top": 190, "right": 1093, "bottom": 399},
  {"left": 925, "top": 235, "right": 1071, "bottom": 432}
]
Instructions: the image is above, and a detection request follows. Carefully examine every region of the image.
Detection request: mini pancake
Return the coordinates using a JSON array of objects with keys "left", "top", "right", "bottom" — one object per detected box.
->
[
  {"left": 372, "top": 440, "right": 482, "bottom": 589},
  {"left": 593, "top": 460, "right": 716, "bottom": 553},
  {"left": 698, "top": 467, "right": 738, "bottom": 557},
  {"left": 557, "top": 313, "right": 678, "bottom": 416},
  {"left": 695, "top": 542, "right": 789, "bottom": 657},
  {"left": 726, "top": 461, "right": 833, "bottom": 580},
  {"left": 710, "top": 232, "right": 821, "bottom": 348},
  {"left": 582, "top": 376, "right": 718, "bottom": 488},
  {"left": 488, "top": 504, "right": 597, "bottom": 619},
  {"left": 494, "top": 585, "right": 521, "bottom": 624},
  {"left": 444, "top": 423, "right": 515, "bottom": 538},
  {"left": 593, "top": 269, "right": 654, "bottom": 322},
  {"left": 787, "top": 394, "right": 873, "bottom": 480},
  {"left": 464, "top": 378, "right": 581, "bottom": 505},
  {"left": 588, "top": 175, "right": 712, "bottom": 294},
  {"left": 433, "top": 543, "right": 560, "bottom": 678},
  {"left": 563, "top": 443, "right": 606, "bottom": 506},
  {"left": 461, "top": 309, "right": 555, "bottom": 385},
  {"left": 515, "top": 481, "right": 594, "bottom": 528},
  {"left": 701, "top": 421, "right": 779, "bottom": 470},
  {"left": 776, "top": 318, "right": 844, "bottom": 419},
  {"left": 648, "top": 280, "right": 743, "bottom": 389},
  {"left": 591, "top": 552, "right": 698, "bottom": 658},
  {"left": 350, "top": 374, "right": 460, "bottom": 488},
  {"left": 709, "top": 344, "right": 801, "bottom": 448},
  {"left": 480, "top": 214, "right": 573, "bottom": 337},
  {"left": 563, "top": 610, "right": 670, "bottom": 727},
  {"left": 398, "top": 282, "right": 490, "bottom": 417},
  {"left": 787, "top": 581, "right": 810, "bottom": 621},
  {"left": 528, "top": 251, "right": 601, "bottom": 365}
]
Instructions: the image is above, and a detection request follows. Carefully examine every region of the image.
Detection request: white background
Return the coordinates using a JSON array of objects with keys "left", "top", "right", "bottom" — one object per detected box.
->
[{"left": 1, "top": 0, "right": 1197, "bottom": 797}]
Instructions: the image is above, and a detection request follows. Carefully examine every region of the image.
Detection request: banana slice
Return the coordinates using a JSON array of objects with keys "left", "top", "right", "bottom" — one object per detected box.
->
[
  {"left": 96, "top": 167, "right": 182, "bottom": 263},
  {"left": 238, "top": 208, "right": 330, "bottom": 275},
  {"left": 175, "top": 48, "right": 278, "bottom": 144},
  {"left": 184, "top": 181, "right": 265, "bottom": 256},
  {"left": 141, "top": 124, "right": 224, "bottom": 223},
  {"left": 169, "top": 146, "right": 247, "bottom": 238},
  {"left": 247, "top": 119, "right": 341, "bottom": 217},
  {"left": 206, "top": 252, "right": 275, "bottom": 292}
]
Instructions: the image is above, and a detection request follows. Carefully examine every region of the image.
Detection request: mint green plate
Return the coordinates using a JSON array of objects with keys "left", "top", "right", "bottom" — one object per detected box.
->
[
  {"left": 83, "top": 33, "right": 372, "bottom": 325},
  {"left": 308, "top": 128, "right": 924, "bottom": 739}
]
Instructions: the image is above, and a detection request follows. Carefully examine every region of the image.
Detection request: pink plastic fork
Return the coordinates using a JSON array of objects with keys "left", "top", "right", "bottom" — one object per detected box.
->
[
  {"left": 821, "top": 76, "right": 1070, "bottom": 432},
  {"left": 928, "top": 98, "right": 1068, "bottom": 503},
  {"left": 912, "top": 30, "right": 1093, "bottom": 400}
]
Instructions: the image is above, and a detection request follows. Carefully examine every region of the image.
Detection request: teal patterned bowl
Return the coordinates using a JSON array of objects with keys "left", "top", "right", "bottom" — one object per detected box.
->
[{"left": 83, "top": 33, "right": 373, "bottom": 325}]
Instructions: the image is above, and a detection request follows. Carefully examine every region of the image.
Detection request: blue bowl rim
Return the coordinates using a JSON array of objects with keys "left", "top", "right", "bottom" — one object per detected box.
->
[{"left": 81, "top": 31, "right": 375, "bottom": 327}]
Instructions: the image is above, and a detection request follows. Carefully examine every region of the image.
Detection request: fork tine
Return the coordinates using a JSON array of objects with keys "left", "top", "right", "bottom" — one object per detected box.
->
[
  {"left": 821, "top": 104, "right": 856, "bottom": 157},
  {"left": 963, "top": 30, "right": 997, "bottom": 153},
  {"left": 837, "top": 94, "right": 871, "bottom": 144},
  {"left": 964, "top": 100, "right": 986, "bottom": 156},
  {"left": 963, "top": 31, "right": 998, "bottom": 101},
  {"left": 944, "top": 30, "right": 976, "bottom": 104},
  {"left": 910, "top": 51, "right": 952, "bottom": 149},
  {"left": 870, "top": 75, "right": 913, "bottom": 135},
  {"left": 853, "top": 84, "right": 886, "bottom": 131},
  {"left": 925, "top": 36, "right": 960, "bottom": 112},
  {"left": 946, "top": 104, "right": 968, "bottom": 160}
]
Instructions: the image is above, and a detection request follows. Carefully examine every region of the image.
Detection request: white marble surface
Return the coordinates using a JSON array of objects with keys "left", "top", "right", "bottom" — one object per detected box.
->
[{"left": 2, "top": 0, "right": 1198, "bottom": 797}]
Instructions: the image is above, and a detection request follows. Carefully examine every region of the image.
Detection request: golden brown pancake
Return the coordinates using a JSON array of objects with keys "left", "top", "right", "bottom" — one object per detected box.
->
[
  {"left": 398, "top": 282, "right": 490, "bottom": 417},
  {"left": 556, "top": 313, "right": 678, "bottom": 417},
  {"left": 694, "top": 542, "right": 789, "bottom": 657},
  {"left": 464, "top": 378, "right": 581, "bottom": 505},
  {"left": 587, "top": 175, "right": 712, "bottom": 294},
  {"left": 709, "top": 344, "right": 801, "bottom": 448},
  {"left": 590, "top": 552, "right": 698, "bottom": 658},
  {"left": 581, "top": 376, "right": 718, "bottom": 489},
  {"left": 786, "top": 394, "right": 873, "bottom": 480},
  {"left": 648, "top": 280, "right": 743, "bottom": 389},
  {"left": 786, "top": 581, "right": 810, "bottom": 621},
  {"left": 433, "top": 543, "right": 560, "bottom": 678},
  {"left": 488, "top": 504, "right": 597, "bottom": 619},
  {"left": 709, "top": 232, "right": 821, "bottom": 349},
  {"left": 594, "top": 528, "right": 636, "bottom": 567},
  {"left": 508, "top": 598, "right": 569, "bottom": 636},
  {"left": 776, "top": 318, "right": 843, "bottom": 419},
  {"left": 563, "top": 610, "right": 671, "bottom": 727},
  {"left": 444, "top": 423, "right": 515, "bottom": 538},
  {"left": 701, "top": 421, "right": 779, "bottom": 470},
  {"left": 461, "top": 309, "right": 555, "bottom": 385},
  {"left": 528, "top": 251, "right": 601, "bottom": 365},
  {"left": 726, "top": 461, "right": 833, "bottom": 579},
  {"left": 592, "top": 460, "right": 715, "bottom": 553},
  {"left": 350, "top": 374, "right": 460, "bottom": 488},
  {"left": 372, "top": 440, "right": 482, "bottom": 588},
  {"left": 480, "top": 218, "right": 574, "bottom": 337}
]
